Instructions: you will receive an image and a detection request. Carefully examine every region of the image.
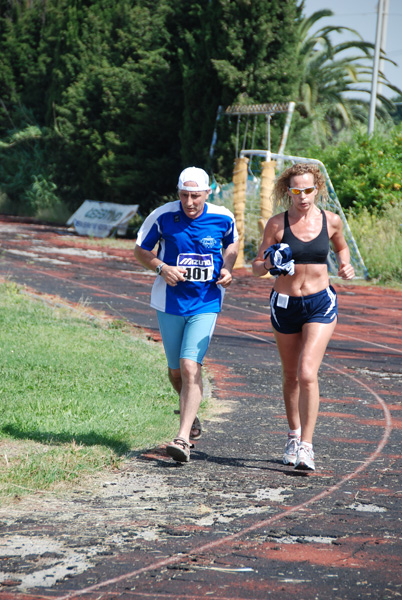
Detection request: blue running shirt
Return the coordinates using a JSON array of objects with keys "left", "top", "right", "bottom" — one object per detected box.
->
[{"left": 136, "top": 200, "right": 238, "bottom": 315}]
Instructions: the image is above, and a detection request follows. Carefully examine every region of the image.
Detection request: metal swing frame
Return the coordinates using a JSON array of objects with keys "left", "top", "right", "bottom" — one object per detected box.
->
[{"left": 225, "top": 101, "right": 296, "bottom": 162}]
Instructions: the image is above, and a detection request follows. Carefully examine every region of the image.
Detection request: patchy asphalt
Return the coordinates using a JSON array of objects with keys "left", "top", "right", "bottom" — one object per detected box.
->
[{"left": 0, "top": 217, "right": 401, "bottom": 600}]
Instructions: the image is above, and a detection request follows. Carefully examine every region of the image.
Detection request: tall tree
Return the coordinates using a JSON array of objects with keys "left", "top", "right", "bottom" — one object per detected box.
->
[
  {"left": 0, "top": 0, "right": 301, "bottom": 215},
  {"left": 290, "top": 7, "right": 401, "bottom": 147},
  {"left": 168, "top": 0, "right": 300, "bottom": 176},
  {"left": 55, "top": 0, "right": 180, "bottom": 205}
]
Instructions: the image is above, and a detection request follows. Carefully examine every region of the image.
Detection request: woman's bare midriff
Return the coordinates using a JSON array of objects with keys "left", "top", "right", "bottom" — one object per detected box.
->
[{"left": 273, "top": 263, "right": 330, "bottom": 297}]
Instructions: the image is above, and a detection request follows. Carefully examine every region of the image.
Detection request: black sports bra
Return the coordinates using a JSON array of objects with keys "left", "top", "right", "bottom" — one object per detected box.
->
[{"left": 281, "top": 210, "right": 329, "bottom": 264}]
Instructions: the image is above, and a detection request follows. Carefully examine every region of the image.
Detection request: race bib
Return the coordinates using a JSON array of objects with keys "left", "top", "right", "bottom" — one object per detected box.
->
[
  {"left": 177, "top": 253, "right": 214, "bottom": 282},
  {"left": 277, "top": 293, "right": 289, "bottom": 309}
]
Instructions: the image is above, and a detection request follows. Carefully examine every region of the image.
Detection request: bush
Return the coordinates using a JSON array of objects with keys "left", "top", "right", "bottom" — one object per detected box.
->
[
  {"left": 0, "top": 121, "right": 64, "bottom": 218},
  {"left": 347, "top": 203, "right": 402, "bottom": 285},
  {"left": 305, "top": 125, "right": 402, "bottom": 213}
]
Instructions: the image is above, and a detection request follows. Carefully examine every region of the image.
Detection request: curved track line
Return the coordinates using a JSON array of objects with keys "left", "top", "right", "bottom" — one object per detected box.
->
[
  {"left": 345, "top": 316, "right": 402, "bottom": 331},
  {"left": 55, "top": 333, "right": 393, "bottom": 600},
  {"left": 333, "top": 331, "right": 402, "bottom": 354}
]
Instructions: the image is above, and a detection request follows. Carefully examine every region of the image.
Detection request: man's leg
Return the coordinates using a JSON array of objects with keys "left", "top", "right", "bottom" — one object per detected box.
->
[
  {"left": 165, "top": 359, "right": 202, "bottom": 462},
  {"left": 175, "top": 358, "right": 203, "bottom": 444},
  {"left": 165, "top": 313, "right": 216, "bottom": 461},
  {"left": 168, "top": 367, "right": 182, "bottom": 395}
]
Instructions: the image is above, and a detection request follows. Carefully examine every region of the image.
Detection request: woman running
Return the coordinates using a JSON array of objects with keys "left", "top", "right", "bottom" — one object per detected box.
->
[{"left": 252, "top": 163, "right": 355, "bottom": 471}]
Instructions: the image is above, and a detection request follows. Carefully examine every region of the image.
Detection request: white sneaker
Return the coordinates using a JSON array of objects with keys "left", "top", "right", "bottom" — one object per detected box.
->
[
  {"left": 295, "top": 444, "right": 315, "bottom": 471},
  {"left": 283, "top": 434, "right": 300, "bottom": 466}
]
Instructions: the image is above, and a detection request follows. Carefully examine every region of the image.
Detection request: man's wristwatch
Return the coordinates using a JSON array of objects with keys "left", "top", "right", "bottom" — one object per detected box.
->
[{"left": 155, "top": 263, "right": 164, "bottom": 275}]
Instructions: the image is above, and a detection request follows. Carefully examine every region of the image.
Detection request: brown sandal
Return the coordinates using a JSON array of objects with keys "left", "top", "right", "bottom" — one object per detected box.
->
[
  {"left": 166, "top": 437, "right": 190, "bottom": 463},
  {"left": 190, "top": 415, "right": 202, "bottom": 440},
  {"left": 174, "top": 410, "right": 202, "bottom": 441}
]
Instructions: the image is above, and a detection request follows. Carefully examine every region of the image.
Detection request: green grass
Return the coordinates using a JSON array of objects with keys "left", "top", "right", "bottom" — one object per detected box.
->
[
  {"left": 347, "top": 203, "right": 402, "bottom": 287},
  {"left": 0, "top": 281, "right": 185, "bottom": 500}
]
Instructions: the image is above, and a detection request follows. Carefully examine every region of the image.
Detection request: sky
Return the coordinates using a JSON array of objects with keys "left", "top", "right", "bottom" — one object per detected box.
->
[{"left": 302, "top": 0, "right": 402, "bottom": 99}]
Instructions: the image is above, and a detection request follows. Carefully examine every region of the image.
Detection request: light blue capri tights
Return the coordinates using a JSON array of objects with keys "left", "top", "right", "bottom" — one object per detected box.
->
[{"left": 156, "top": 311, "right": 218, "bottom": 369}]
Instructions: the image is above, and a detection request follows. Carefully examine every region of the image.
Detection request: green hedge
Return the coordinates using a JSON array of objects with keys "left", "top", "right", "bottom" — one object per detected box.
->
[{"left": 306, "top": 125, "right": 402, "bottom": 213}]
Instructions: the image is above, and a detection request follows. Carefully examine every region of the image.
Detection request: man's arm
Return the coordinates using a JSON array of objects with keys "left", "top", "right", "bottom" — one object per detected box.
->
[
  {"left": 216, "top": 240, "right": 239, "bottom": 287},
  {"left": 134, "top": 244, "right": 186, "bottom": 287},
  {"left": 134, "top": 244, "right": 163, "bottom": 272}
]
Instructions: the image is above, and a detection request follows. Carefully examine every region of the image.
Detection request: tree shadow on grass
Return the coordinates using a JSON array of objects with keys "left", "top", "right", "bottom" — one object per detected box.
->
[{"left": 1, "top": 424, "right": 131, "bottom": 455}]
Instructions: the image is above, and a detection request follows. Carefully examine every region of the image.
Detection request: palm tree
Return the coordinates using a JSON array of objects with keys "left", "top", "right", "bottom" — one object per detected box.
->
[{"left": 294, "top": 9, "right": 400, "bottom": 144}]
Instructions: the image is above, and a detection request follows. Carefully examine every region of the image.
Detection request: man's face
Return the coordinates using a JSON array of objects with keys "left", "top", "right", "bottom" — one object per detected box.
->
[{"left": 179, "top": 181, "right": 210, "bottom": 219}]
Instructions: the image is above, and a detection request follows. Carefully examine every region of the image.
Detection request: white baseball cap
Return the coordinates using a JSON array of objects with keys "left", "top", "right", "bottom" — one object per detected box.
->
[{"left": 178, "top": 167, "right": 210, "bottom": 192}]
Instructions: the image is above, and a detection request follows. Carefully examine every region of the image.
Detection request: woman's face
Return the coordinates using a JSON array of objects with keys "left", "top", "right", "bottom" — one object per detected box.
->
[{"left": 287, "top": 172, "right": 318, "bottom": 210}]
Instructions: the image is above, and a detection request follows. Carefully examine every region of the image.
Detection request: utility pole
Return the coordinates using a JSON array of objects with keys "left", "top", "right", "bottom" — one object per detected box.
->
[
  {"left": 368, "top": 0, "right": 386, "bottom": 136},
  {"left": 377, "top": 0, "right": 389, "bottom": 97}
]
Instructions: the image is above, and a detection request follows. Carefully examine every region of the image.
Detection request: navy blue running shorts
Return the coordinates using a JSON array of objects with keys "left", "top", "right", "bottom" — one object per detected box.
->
[{"left": 270, "top": 285, "right": 338, "bottom": 334}]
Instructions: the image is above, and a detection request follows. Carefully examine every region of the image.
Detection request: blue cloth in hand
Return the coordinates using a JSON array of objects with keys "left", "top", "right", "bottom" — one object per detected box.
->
[{"left": 263, "top": 243, "right": 295, "bottom": 276}]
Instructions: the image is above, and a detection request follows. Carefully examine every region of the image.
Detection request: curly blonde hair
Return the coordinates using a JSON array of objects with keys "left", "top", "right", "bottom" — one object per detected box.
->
[{"left": 273, "top": 163, "right": 328, "bottom": 210}]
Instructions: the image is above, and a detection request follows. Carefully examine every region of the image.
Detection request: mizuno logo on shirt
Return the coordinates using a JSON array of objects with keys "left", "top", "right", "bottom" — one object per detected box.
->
[{"left": 178, "top": 254, "right": 213, "bottom": 267}]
